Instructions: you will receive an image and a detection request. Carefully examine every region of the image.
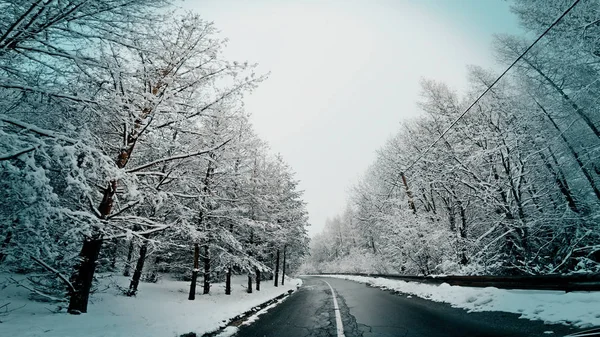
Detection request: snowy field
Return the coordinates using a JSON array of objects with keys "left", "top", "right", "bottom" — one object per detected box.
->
[
  {"left": 0, "top": 274, "right": 301, "bottom": 337},
  {"left": 321, "top": 275, "right": 600, "bottom": 328}
]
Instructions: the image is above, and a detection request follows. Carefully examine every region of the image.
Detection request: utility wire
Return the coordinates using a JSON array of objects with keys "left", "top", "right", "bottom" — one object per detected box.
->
[{"left": 403, "top": 0, "right": 582, "bottom": 174}]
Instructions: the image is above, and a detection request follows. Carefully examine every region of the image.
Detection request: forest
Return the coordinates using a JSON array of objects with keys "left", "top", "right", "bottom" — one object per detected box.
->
[
  {"left": 0, "top": 0, "right": 309, "bottom": 314},
  {"left": 305, "top": 0, "right": 600, "bottom": 277}
]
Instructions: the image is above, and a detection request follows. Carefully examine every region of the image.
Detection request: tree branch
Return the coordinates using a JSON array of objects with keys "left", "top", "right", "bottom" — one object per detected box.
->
[
  {"left": 106, "top": 200, "right": 141, "bottom": 220},
  {"left": 0, "top": 115, "right": 77, "bottom": 144},
  {"left": 0, "top": 146, "right": 37, "bottom": 161},
  {"left": 8, "top": 277, "right": 67, "bottom": 303},
  {"left": 125, "top": 139, "right": 232, "bottom": 173},
  {"left": 87, "top": 194, "right": 103, "bottom": 219},
  {"left": 29, "top": 255, "right": 76, "bottom": 293},
  {"left": 104, "top": 222, "right": 174, "bottom": 241},
  {"left": 0, "top": 84, "right": 97, "bottom": 104}
]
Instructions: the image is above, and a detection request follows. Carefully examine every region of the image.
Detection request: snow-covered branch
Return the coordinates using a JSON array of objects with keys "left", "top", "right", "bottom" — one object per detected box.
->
[
  {"left": 106, "top": 200, "right": 142, "bottom": 220},
  {"left": 104, "top": 222, "right": 175, "bottom": 241},
  {"left": 0, "top": 84, "right": 97, "bottom": 104},
  {"left": 0, "top": 146, "right": 37, "bottom": 161},
  {"left": 126, "top": 139, "right": 232, "bottom": 173},
  {"left": 29, "top": 256, "right": 76, "bottom": 293},
  {"left": 0, "top": 115, "right": 77, "bottom": 144}
]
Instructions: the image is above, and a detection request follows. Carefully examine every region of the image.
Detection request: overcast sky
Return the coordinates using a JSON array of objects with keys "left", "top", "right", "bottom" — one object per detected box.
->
[{"left": 179, "top": 0, "right": 523, "bottom": 236}]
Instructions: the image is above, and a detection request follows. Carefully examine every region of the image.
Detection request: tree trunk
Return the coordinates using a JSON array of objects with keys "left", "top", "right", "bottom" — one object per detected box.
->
[
  {"left": 126, "top": 240, "right": 148, "bottom": 296},
  {"left": 255, "top": 268, "right": 260, "bottom": 291},
  {"left": 446, "top": 204, "right": 456, "bottom": 232},
  {"left": 401, "top": 172, "right": 417, "bottom": 213},
  {"left": 225, "top": 267, "right": 232, "bottom": 295},
  {"left": 274, "top": 249, "right": 280, "bottom": 287},
  {"left": 526, "top": 60, "right": 600, "bottom": 139},
  {"left": 226, "top": 220, "right": 234, "bottom": 295},
  {"left": 123, "top": 239, "right": 134, "bottom": 277},
  {"left": 68, "top": 238, "right": 103, "bottom": 314},
  {"left": 268, "top": 252, "right": 274, "bottom": 280},
  {"left": 0, "top": 230, "right": 13, "bottom": 264},
  {"left": 202, "top": 243, "right": 210, "bottom": 295},
  {"left": 281, "top": 246, "right": 287, "bottom": 286},
  {"left": 538, "top": 147, "right": 579, "bottom": 213},
  {"left": 247, "top": 230, "right": 254, "bottom": 293},
  {"left": 66, "top": 79, "right": 160, "bottom": 311},
  {"left": 188, "top": 243, "right": 200, "bottom": 300},
  {"left": 199, "top": 154, "right": 214, "bottom": 295},
  {"left": 537, "top": 101, "right": 600, "bottom": 202},
  {"left": 69, "top": 182, "right": 116, "bottom": 314},
  {"left": 459, "top": 206, "right": 468, "bottom": 265},
  {"left": 109, "top": 238, "right": 118, "bottom": 271},
  {"left": 147, "top": 255, "right": 160, "bottom": 283}
]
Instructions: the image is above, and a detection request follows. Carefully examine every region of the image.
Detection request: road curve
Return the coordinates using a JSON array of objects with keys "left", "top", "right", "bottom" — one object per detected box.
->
[{"left": 231, "top": 276, "right": 584, "bottom": 337}]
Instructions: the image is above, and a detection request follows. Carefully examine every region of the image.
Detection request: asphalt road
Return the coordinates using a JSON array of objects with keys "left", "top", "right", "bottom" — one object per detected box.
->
[{"left": 232, "top": 276, "right": 585, "bottom": 337}]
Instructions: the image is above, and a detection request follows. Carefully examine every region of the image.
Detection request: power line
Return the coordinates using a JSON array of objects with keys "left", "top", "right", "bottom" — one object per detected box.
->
[{"left": 403, "top": 0, "right": 582, "bottom": 174}]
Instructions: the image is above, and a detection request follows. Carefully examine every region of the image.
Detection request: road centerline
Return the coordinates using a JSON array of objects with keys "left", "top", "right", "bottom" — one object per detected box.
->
[{"left": 323, "top": 280, "right": 345, "bottom": 337}]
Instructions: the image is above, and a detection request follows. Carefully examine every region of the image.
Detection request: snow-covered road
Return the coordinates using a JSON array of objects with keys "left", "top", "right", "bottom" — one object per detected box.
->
[
  {"left": 324, "top": 274, "right": 600, "bottom": 328},
  {"left": 230, "top": 276, "right": 595, "bottom": 337}
]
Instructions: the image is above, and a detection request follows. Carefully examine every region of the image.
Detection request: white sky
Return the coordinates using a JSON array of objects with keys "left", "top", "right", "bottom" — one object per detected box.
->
[{"left": 179, "top": 0, "right": 522, "bottom": 236}]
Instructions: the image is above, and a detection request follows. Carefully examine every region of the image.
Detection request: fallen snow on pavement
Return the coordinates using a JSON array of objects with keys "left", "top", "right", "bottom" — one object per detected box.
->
[
  {"left": 214, "top": 326, "right": 240, "bottom": 337},
  {"left": 324, "top": 275, "right": 600, "bottom": 328},
  {"left": 214, "top": 294, "right": 292, "bottom": 337},
  {"left": 0, "top": 274, "right": 301, "bottom": 337}
]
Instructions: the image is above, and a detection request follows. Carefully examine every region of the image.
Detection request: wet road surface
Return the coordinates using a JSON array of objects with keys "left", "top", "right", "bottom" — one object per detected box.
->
[{"left": 232, "top": 276, "right": 584, "bottom": 337}]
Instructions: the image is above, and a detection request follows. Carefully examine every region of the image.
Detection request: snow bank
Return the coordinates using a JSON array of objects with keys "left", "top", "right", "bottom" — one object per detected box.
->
[
  {"left": 324, "top": 275, "right": 600, "bottom": 328},
  {"left": 0, "top": 274, "right": 301, "bottom": 337}
]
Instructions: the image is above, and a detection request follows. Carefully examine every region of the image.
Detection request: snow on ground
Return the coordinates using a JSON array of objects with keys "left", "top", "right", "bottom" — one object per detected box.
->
[
  {"left": 322, "top": 275, "right": 600, "bottom": 328},
  {"left": 0, "top": 273, "right": 301, "bottom": 337}
]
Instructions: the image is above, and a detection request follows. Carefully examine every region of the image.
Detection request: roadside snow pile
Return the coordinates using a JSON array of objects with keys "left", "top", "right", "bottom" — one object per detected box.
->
[
  {"left": 0, "top": 273, "right": 301, "bottom": 337},
  {"left": 326, "top": 275, "right": 600, "bottom": 328}
]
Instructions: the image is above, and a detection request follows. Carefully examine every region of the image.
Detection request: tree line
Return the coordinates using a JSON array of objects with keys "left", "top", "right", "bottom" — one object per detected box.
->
[
  {"left": 305, "top": 0, "right": 599, "bottom": 277},
  {"left": 0, "top": 0, "right": 309, "bottom": 314}
]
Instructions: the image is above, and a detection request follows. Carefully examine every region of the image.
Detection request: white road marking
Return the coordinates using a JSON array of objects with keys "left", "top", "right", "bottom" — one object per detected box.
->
[{"left": 323, "top": 280, "right": 345, "bottom": 337}]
